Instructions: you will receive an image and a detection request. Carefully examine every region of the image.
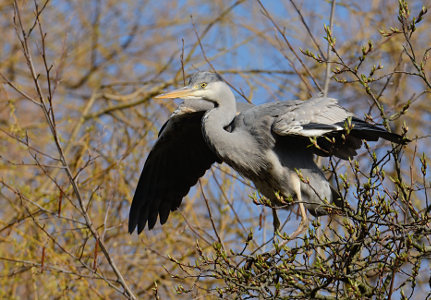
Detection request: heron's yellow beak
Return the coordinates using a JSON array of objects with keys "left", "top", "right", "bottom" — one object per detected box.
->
[{"left": 154, "top": 87, "right": 195, "bottom": 99}]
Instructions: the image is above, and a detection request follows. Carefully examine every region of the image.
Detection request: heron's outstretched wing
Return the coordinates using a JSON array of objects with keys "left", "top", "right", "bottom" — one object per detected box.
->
[
  {"left": 271, "top": 97, "right": 405, "bottom": 159},
  {"left": 128, "top": 111, "right": 220, "bottom": 233}
]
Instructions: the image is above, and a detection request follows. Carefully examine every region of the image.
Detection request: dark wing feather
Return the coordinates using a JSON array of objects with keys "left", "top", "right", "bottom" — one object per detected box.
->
[{"left": 128, "top": 111, "right": 220, "bottom": 233}]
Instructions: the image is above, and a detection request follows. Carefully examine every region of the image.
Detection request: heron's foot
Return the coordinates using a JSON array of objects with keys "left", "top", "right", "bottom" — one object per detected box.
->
[{"left": 290, "top": 216, "right": 309, "bottom": 239}]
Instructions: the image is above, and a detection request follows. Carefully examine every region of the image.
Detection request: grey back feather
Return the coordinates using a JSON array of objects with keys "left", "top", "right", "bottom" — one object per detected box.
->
[{"left": 272, "top": 97, "right": 353, "bottom": 137}]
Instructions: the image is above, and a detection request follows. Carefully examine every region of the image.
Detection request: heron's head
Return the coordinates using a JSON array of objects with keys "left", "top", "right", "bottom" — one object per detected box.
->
[{"left": 155, "top": 72, "right": 232, "bottom": 106}]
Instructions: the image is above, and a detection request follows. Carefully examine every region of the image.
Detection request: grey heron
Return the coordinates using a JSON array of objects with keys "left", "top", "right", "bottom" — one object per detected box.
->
[{"left": 128, "top": 72, "right": 406, "bottom": 235}]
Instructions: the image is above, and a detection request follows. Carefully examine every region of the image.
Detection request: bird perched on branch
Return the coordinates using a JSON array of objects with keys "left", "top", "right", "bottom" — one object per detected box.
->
[{"left": 128, "top": 72, "right": 407, "bottom": 236}]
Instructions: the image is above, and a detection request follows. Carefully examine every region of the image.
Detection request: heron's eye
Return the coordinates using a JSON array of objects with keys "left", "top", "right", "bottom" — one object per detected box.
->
[{"left": 200, "top": 82, "right": 207, "bottom": 88}]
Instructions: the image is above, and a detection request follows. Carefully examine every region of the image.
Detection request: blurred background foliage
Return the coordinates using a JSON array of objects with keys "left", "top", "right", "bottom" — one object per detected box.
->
[{"left": 0, "top": 0, "right": 430, "bottom": 298}]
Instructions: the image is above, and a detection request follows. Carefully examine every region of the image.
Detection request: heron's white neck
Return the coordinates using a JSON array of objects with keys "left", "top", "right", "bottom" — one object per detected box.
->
[{"left": 201, "top": 86, "right": 247, "bottom": 161}]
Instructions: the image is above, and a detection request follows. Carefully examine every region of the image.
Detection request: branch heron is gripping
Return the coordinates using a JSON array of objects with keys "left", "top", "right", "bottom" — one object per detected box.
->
[{"left": 128, "top": 72, "right": 407, "bottom": 236}]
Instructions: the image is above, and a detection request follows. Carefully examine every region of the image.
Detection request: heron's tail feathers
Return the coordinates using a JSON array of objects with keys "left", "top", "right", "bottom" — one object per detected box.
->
[
  {"left": 349, "top": 118, "right": 407, "bottom": 144},
  {"left": 313, "top": 118, "right": 409, "bottom": 160}
]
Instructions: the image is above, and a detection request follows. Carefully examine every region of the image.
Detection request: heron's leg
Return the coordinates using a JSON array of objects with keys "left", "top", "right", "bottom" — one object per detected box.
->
[
  {"left": 272, "top": 208, "right": 280, "bottom": 232},
  {"left": 290, "top": 175, "right": 309, "bottom": 238}
]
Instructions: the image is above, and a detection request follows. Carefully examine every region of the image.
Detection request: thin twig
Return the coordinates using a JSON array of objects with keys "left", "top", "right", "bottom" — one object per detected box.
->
[
  {"left": 289, "top": 0, "right": 325, "bottom": 58},
  {"left": 191, "top": 17, "right": 251, "bottom": 103},
  {"left": 323, "top": 0, "right": 336, "bottom": 96},
  {"left": 198, "top": 179, "right": 225, "bottom": 250},
  {"left": 12, "top": 1, "right": 136, "bottom": 298},
  {"left": 257, "top": 0, "right": 322, "bottom": 94},
  {"left": 181, "top": 38, "right": 186, "bottom": 86},
  {"left": 177, "top": 0, "right": 247, "bottom": 81}
]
